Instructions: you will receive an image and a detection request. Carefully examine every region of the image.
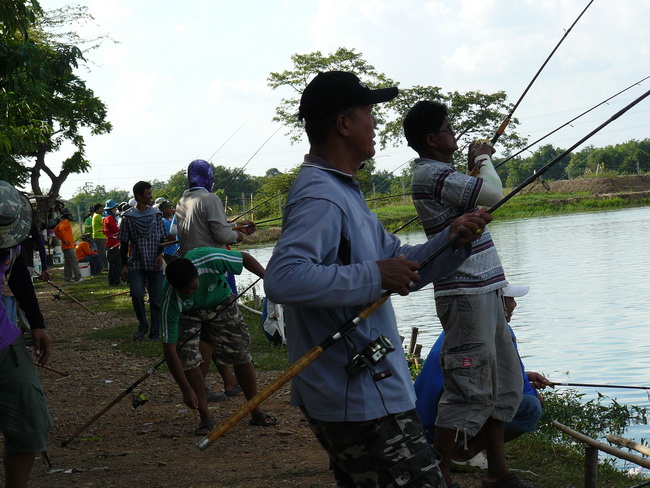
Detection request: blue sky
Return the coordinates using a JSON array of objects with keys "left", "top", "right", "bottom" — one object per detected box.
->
[{"left": 35, "top": 0, "right": 650, "bottom": 199}]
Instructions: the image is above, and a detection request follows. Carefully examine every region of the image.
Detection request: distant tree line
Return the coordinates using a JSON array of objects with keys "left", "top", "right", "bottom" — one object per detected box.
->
[{"left": 67, "top": 138, "right": 650, "bottom": 223}]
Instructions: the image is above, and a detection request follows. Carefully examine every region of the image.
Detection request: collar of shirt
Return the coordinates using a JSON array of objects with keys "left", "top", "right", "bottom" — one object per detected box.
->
[{"left": 302, "top": 154, "right": 355, "bottom": 180}]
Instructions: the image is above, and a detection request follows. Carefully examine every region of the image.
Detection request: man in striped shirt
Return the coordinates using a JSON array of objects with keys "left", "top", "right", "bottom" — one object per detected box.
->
[
  {"left": 405, "top": 101, "right": 530, "bottom": 488},
  {"left": 160, "top": 247, "right": 274, "bottom": 436}
]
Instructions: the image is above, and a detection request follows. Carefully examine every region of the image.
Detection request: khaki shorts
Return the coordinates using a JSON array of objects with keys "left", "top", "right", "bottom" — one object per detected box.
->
[
  {"left": 0, "top": 335, "right": 52, "bottom": 453},
  {"left": 435, "top": 290, "right": 523, "bottom": 439},
  {"left": 177, "top": 297, "right": 252, "bottom": 370}
]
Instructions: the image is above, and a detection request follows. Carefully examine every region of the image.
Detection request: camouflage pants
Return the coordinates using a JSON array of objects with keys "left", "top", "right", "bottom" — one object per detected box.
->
[
  {"left": 302, "top": 408, "right": 444, "bottom": 488},
  {"left": 177, "top": 297, "right": 252, "bottom": 370}
]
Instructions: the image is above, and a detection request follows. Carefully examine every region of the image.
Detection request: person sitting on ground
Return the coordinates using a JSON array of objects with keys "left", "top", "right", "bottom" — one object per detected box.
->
[
  {"left": 52, "top": 208, "right": 83, "bottom": 283},
  {"left": 161, "top": 246, "right": 277, "bottom": 436},
  {"left": 414, "top": 283, "right": 553, "bottom": 469},
  {"left": 75, "top": 234, "right": 101, "bottom": 276}
]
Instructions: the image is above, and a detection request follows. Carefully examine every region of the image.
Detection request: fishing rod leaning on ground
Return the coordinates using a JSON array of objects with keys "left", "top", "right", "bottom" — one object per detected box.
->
[
  {"left": 35, "top": 271, "right": 95, "bottom": 315},
  {"left": 61, "top": 277, "right": 262, "bottom": 447},
  {"left": 197, "top": 85, "right": 650, "bottom": 452},
  {"left": 489, "top": 0, "right": 595, "bottom": 146}
]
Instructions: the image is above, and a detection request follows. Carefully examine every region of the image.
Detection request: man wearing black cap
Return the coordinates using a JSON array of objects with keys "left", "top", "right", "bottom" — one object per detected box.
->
[{"left": 264, "top": 71, "right": 492, "bottom": 487}]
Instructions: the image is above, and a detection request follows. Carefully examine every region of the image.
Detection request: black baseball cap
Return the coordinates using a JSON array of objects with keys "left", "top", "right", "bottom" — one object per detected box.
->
[{"left": 298, "top": 71, "right": 398, "bottom": 121}]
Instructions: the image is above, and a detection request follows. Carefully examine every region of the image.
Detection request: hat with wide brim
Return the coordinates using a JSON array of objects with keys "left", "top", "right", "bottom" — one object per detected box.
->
[
  {"left": 0, "top": 181, "right": 33, "bottom": 249},
  {"left": 503, "top": 284, "right": 530, "bottom": 298}
]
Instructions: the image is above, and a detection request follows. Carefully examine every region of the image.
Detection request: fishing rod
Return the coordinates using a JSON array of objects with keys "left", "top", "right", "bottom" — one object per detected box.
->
[
  {"left": 197, "top": 87, "right": 650, "bottom": 451},
  {"left": 61, "top": 277, "right": 262, "bottom": 447},
  {"left": 34, "top": 362, "right": 70, "bottom": 377},
  {"left": 207, "top": 123, "right": 245, "bottom": 162},
  {"left": 490, "top": 0, "right": 595, "bottom": 146},
  {"left": 219, "top": 126, "right": 283, "bottom": 194},
  {"left": 239, "top": 217, "right": 282, "bottom": 228},
  {"left": 495, "top": 74, "right": 650, "bottom": 170},
  {"left": 35, "top": 272, "right": 95, "bottom": 315},
  {"left": 552, "top": 382, "right": 650, "bottom": 391},
  {"left": 229, "top": 188, "right": 291, "bottom": 222}
]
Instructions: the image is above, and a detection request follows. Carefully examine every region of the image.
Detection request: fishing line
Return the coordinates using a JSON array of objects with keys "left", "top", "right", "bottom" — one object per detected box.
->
[
  {"left": 219, "top": 126, "right": 283, "bottom": 194},
  {"left": 494, "top": 74, "right": 650, "bottom": 170},
  {"left": 490, "top": 0, "right": 596, "bottom": 146}
]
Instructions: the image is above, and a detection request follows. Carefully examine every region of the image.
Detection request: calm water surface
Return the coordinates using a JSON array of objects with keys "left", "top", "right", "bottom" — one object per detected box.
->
[{"left": 240, "top": 206, "right": 650, "bottom": 467}]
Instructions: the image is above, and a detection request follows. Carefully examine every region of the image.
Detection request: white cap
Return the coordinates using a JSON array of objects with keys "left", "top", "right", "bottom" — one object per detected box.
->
[{"left": 503, "top": 284, "right": 530, "bottom": 298}]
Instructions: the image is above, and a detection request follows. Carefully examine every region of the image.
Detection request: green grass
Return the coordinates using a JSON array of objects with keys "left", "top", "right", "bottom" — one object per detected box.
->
[{"left": 373, "top": 193, "right": 650, "bottom": 231}]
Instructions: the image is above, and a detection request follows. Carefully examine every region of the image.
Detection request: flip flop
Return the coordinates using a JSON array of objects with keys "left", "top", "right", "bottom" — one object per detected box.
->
[
  {"left": 194, "top": 420, "right": 213, "bottom": 436},
  {"left": 249, "top": 411, "right": 278, "bottom": 427}
]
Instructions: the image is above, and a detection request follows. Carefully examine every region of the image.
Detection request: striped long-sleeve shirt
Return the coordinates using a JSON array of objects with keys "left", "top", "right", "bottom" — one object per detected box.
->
[{"left": 411, "top": 158, "right": 506, "bottom": 296}]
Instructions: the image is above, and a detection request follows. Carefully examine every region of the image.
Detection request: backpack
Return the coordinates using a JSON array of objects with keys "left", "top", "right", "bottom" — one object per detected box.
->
[{"left": 261, "top": 297, "right": 286, "bottom": 346}]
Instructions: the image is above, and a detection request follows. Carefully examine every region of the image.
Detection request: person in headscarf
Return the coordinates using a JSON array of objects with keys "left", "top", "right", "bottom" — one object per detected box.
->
[{"left": 174, "top": 160, "right": 265, "bottom": 409}]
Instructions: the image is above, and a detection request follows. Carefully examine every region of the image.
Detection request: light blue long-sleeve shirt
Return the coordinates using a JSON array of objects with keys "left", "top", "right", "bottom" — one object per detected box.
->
[{"left": 264, "top": 157, "right": 471, "bottom": 422}]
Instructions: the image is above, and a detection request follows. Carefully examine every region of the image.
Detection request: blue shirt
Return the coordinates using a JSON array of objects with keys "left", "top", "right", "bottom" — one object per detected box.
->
[{"left": 264, "top": 157, "right": 471, "bottom": 422}]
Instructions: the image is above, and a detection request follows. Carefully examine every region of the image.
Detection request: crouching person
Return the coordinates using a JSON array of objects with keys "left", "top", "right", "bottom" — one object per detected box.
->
[{"left": 161, "top": 247, "right": 276, "bottom": 436}]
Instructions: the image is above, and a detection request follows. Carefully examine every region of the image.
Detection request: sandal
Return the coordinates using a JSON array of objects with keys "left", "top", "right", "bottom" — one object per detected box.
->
[
  {"left": 194, "top": 420, "right": 213, "bottom": 436},
  {"left": 249, "top": 411, "right": 278, "bottom": 427},
  {"left": 225, "top": 385, "right": 242, "bottom": 397}
]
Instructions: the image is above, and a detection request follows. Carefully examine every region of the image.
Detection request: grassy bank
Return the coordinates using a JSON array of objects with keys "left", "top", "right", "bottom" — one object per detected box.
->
[{"left": 35, "top": 268, "right": 648, "bottom": 487}]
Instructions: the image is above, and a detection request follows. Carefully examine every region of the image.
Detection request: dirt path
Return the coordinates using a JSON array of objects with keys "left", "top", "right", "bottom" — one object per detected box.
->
[{"left": 11, "top": 283, "right": 489, "bottom": 488}]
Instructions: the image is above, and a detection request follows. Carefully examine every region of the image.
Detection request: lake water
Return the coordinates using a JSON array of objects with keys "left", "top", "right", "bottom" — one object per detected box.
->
[{"left": 238, "top": 206, "right": 650, "bottom": 469}]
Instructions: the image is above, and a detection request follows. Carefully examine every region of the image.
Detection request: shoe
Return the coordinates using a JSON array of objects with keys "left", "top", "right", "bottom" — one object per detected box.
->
[
  {"left": 452, "top": 451, "right": 488, "bottom": 470},
  {"left": 133, "top": 333, "right": 145, "bottom": 341},
  {"left": 205, "top": 388, "right": 227, "bottom": 402},
  {"left": 149, "top": 336, "right": 160, "bottom": 342},
  {"left": 72, "top": 277, "right": 84, "bottom": 283},
  {"left": 481, "top": 473, "right": 536, "bottom": 488}
]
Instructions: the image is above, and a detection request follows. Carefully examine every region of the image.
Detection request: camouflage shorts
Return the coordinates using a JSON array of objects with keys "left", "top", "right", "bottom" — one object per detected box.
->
[
  {"left": 302, "top": 408, "right": 444, "bottom": 488},
  {"left": 177, "top": 297, "right": 252, "bottom": 370}
]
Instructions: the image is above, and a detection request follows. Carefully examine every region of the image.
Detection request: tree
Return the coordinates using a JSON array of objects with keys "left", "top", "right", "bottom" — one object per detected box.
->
[
  {"left": 1, "top": 4, "right": 112, "bottom": 223},
  {"left": 268, "top": 47, "right": 398, "bottom": 145},
  {"left": 268, "top": 47, "right": 526, "bottom": 173}
]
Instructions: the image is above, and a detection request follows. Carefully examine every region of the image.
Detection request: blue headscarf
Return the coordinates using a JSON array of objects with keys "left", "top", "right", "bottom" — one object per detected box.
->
[{"left": 188, "top": 159, "right": 214, "bottom": 191}]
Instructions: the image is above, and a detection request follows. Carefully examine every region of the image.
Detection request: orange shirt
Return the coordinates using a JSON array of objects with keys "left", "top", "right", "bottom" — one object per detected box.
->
[
  {"left": 75, "top": 240, "right": 97, "bottom": 261},
  {"left": 53, "top": 219, "right": 75, "bottom": 250}
]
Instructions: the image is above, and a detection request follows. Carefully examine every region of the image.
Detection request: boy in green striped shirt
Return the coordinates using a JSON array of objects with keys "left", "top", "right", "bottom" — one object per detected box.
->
[{"left": 161, "top": 247, "right": 274, "bottom": 436}]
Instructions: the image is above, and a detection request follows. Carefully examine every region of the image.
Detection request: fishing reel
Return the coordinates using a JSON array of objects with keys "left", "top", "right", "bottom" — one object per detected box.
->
[
  {"left": 345, "top": 335, "right": 395, "bottom": 378},
  {"left": 131, "top": 391, "right": 149, "bottom": 411},
  {"left": 52, "top": 291, "right": 62, "bottom": 301}
]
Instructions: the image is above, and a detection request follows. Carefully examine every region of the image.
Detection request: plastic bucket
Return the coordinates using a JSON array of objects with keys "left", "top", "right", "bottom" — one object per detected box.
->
[{"left": 79, "top": 262, "right": 91, "bottom": 278}]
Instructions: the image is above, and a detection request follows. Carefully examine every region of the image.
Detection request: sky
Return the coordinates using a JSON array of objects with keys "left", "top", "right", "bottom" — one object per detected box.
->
[{"left": 33, "top": 0, "right": 650, "bottom": 199}]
